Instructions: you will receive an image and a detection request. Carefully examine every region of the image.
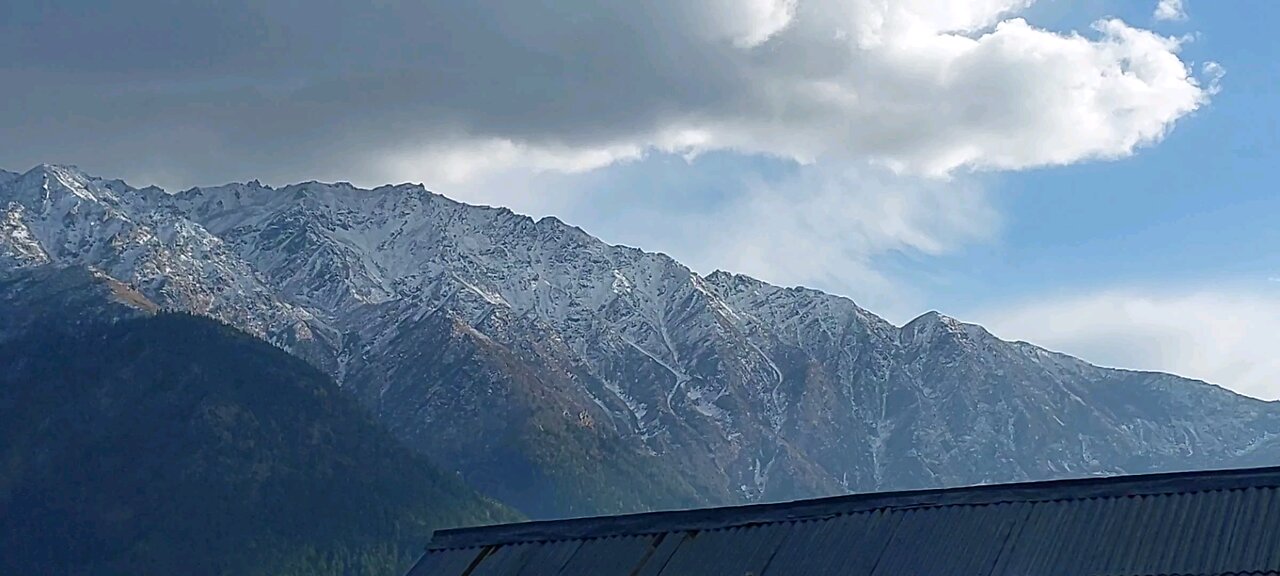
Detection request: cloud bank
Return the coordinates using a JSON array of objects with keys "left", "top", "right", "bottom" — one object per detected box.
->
[{"left": 1, "top": 0, "right": 1214, "bottom": 188}]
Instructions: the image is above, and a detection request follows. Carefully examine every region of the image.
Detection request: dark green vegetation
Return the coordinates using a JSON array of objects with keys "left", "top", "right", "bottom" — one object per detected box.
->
[{"left": 0, "top": 313, "right": 517, "bottom": 576}]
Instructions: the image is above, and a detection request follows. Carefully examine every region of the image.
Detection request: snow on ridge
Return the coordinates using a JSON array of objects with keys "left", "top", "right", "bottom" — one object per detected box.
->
[
  {"left": 10, "top": 164, "right": 1280, "bottom": 509},
  {"left": 0, "top": 165, "right": 324, "bottom": 349}
]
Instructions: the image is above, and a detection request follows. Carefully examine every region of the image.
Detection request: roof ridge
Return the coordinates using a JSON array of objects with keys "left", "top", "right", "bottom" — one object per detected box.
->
[{"left": 427, "top": 466, "right": 1280, "bottom": 550}]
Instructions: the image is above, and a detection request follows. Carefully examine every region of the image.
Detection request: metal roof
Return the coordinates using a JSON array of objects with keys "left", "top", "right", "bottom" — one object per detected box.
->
[{"left": 407, "top": 466, "right": 1280, "bottom": 576}]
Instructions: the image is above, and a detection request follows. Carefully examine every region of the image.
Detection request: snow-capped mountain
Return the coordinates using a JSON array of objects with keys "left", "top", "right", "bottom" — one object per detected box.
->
[
  {"left": 0, "top": 165, "right": 338, "bottom": 365},
  {"left": 5, "top": 163, "right": 1280, "bottom": 518}
]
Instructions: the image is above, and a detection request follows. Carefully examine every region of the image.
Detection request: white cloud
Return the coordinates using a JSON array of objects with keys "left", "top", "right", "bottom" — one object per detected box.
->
[
  {"left": 703, "top": 14, "right": 1211, "bottom": 177},
  {"left": 1202, "top": 61, "right": 1226, "bottom": 95},
  {"left": 974, "top": 288, "right": 1280, "bottom": 400},
  {"left": 355, "top": 1, "right": 1217, "bottom": 189},
  {"left": 349, "top": 2, "right": 1215, "bottom": 302},
  {"left": 1154, "top": 0, "right": 1188, "bottom": 22},
  {"left": 376, "top": 129, "right": 723, "bottom": 188},
  {"left": 379, "top": 139, "right": 646, "bottom": 187}
]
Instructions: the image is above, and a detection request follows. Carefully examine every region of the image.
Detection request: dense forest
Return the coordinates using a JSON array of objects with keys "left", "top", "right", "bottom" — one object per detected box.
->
[{"left": 0, "top": 314, "right": 517, "bottom": 576}]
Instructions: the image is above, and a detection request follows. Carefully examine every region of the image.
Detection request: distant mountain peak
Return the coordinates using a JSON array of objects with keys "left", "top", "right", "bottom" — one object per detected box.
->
[
  {"left": 2, "top": 163, "right": 164, "bottom": 213},
  {"left": 901, "top": 310, "right": 995, "bottom": 341},
  {"left": 19, "top": 163, "right": 99, "bottom": 192},
  {"left": 23, "top": 162, "right": 83, "bottom": 175}
]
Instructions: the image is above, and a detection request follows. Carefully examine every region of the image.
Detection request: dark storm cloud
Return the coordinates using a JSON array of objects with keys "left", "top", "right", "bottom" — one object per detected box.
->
[{"left": 1, "top": 0, "right": 744, "bottom": 186}]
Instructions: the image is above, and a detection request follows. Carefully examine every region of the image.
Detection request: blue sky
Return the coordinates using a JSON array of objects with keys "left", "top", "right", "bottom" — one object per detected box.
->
[
  {"left": 961, "top": 0, "right": 1280, "bottom": 306},
  {"left": 939, "top": 2, "right": 1280, "bottom": 401},
  {"left": 3, "top": 0, "right": 1278, "bottom": 397}
]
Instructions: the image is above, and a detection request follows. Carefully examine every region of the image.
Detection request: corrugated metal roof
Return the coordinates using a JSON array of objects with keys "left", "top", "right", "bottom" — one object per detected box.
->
[{"left": 406, "top": 466, "right": 1280, "bottom": 576}]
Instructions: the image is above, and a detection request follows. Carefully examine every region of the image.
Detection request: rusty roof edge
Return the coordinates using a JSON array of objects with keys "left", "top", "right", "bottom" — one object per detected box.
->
[{"left": 425, "top": 465, "right": 1280, "bottom": 551}]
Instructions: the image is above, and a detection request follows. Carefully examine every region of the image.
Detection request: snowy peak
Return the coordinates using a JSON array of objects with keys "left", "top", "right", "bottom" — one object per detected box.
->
[
  {"left": 0, "top": 165, "right": 328, "bottom": 362},
  {"left": 1, "top": 165, "right": 135, "bottom": 266},
  {"left": 900, "top": 310, "right": 994, "bottom": 347},
  {"left": 0, "top": 165, "right": 175, "bottom": 247},
  {"left": 902, "top": 310, "right": 954, "bottom": 338},
  {"left": 2, "top": 164, "right": 148, "bottom": 210}
]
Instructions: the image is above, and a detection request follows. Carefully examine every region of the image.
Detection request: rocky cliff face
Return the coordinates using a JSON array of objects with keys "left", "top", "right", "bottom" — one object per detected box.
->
[{"left": 5, "top": 164, "right": 1279, "bottom": 518}]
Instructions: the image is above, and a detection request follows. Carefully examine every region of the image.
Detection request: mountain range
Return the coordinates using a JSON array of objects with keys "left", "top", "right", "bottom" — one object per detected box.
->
[{"left": 4, "top": 163, "right": 1280, "bottom": 520}]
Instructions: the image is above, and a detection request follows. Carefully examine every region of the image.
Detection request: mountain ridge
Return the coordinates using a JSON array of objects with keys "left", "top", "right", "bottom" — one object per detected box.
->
[{"left": 4, "top": 163, "right": 1278, "bottom": 518}]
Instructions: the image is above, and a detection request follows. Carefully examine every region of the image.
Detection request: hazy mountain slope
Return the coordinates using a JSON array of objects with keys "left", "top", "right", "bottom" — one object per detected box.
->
[
  {"left": 368, "top": 306, "right": 730, "bottom": 518},
  {"left": 0, "top": 312, "right": 516, "bottom": 576},
  {"left": 5, "top": 164, "right": 1280, "bottom": 519}
]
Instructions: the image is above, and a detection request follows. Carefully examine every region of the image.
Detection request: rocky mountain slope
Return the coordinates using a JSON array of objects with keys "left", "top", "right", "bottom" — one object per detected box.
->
[{"left": 4, "top": 164, "right": 1280, "bottom": 518}]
